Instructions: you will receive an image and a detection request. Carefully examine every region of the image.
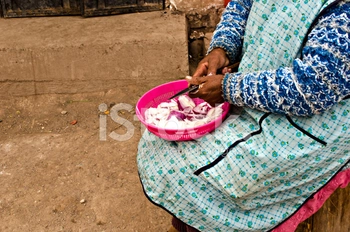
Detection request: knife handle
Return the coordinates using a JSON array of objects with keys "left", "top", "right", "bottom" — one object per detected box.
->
[{"left": 217, "top": 61, "right": 240, "bottom": 74}]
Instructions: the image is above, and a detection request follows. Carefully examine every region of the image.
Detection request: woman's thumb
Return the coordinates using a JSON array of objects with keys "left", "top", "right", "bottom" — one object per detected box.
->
[{"left": 185, "top": 76, "right": 201, "bottom": 86}]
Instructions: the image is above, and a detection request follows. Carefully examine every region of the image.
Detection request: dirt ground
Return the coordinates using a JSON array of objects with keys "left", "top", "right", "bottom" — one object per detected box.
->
[
  {"left": 0, "top": 10, "right": 192, "bottom": 231},
  {"left": 0, "top": 85, "right": 173, "bottom": 232}
]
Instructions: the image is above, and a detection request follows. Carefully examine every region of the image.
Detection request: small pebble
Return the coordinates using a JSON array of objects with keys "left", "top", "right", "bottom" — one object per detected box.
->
[
  {"left": 61, "top": 111, "right": 68, "bottom": 115},
  {"left": 80, "top": 199, "right": 86, "bottom": 204},
  {"left": 70, "top": 120, "right": 78, "bottom": 125}
]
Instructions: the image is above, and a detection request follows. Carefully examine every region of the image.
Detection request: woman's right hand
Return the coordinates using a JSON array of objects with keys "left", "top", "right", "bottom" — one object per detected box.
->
[{"left": 192, "top": 48, "right": 230, "bottom": 78}]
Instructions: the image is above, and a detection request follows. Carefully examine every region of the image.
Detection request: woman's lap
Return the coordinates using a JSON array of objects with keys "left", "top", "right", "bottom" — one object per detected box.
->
[{"left": 137, "top": 100, "right": 350, "bottom": 231}]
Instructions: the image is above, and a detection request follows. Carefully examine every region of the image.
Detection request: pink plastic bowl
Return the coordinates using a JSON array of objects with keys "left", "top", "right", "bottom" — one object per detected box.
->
[{"left": 136, "top": 80, "right": 230, "bottom": 141}]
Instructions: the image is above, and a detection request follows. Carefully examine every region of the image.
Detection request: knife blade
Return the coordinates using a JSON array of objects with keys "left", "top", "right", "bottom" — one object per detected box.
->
[{"left": 169, "top": 85, "right": 199, "bottom": 100}]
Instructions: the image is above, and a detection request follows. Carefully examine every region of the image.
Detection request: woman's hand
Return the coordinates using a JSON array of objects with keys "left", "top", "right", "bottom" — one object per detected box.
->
[
  {"left": 187, "top": 48, "right": 230, "bottom": 106},
  {"left": 186, "top": 74, "right": 225, "bottom": 106},
  {"left": 192, "top": 48, "right": 230, "bottom": 77}
]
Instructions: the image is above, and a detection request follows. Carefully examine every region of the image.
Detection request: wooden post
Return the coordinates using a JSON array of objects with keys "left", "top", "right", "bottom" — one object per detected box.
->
[
  {"left": 98, "top": 0, "right": 105, "bottom": 9},
  {"left": 62, "top": 0, "right": 70, "bottom": 9}
]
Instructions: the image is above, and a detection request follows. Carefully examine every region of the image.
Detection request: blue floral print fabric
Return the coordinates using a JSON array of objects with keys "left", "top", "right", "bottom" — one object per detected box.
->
[
  {"left": 215, "top": 0, "right": 350, "bottom": 116},
  {"left": 137, "top": 0, "right": 350, "bottom": 231}
]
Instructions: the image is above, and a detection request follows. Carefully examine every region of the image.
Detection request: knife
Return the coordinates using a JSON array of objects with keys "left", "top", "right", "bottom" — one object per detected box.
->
[{"left": 169, "top": 84, "right": 199, "bottom": 100}]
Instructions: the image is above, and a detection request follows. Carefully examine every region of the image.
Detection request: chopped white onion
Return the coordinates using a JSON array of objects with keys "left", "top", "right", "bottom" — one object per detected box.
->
[
  {"left": 178, "top": 95, "right": 196, "bottom": 110},
  {"left": 144, "top": 96, "right": 224, "bottom": 129}
]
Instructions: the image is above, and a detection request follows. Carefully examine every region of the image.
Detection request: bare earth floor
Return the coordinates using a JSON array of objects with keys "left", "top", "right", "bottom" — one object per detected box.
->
[
  {"left": 0, "top": 86, "right": 349, "bottom": 232},
  {"left": 0, "top": 87, "right": 172, "bottom": 232}
]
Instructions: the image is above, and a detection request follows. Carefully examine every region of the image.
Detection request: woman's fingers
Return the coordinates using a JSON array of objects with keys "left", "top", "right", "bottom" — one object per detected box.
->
[
  {"left": 188, "top": 75, "right": 224, "bottom": 106},
  {"left": 193, "top": 48, "right": 229, "bottom": 77},
  {"left": 186, "top": 75, "right": 208, "bottom": 96},
  {"left": 193, "top": 61, "right": 209, "bottom": 77},
  {"left": 220, "top": 67, "right": 232, "bottom": 74},
  {"left": 206, "top": 58, "right": 222, "bottom": 75},
  {"left": 186, "top": 75, "right": 204, "bottom": 86}
]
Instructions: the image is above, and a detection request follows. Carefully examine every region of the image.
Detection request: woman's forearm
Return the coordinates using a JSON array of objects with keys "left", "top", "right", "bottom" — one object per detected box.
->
[
  {"left": 222, "top": 6, "right": 350, "bottom": 116},
  {"left": 208, "top": 0, "right": 253, "bottom": 63}
]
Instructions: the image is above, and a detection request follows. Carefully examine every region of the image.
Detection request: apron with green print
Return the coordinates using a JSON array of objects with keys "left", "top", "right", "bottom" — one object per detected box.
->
[{"left": 137, "top": 0, "right": 350, "bottom": 231}]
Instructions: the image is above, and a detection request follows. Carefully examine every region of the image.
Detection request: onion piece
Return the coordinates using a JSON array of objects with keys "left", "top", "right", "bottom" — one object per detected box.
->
[
  {"left": 157, "top": 99, "right": 178, "bottom": 111},
  {"left": 167, "top": 111, "right": 186, "bottom": 121},
  {"left": 193, "top": 102, "right": 212, "bottom": 115},
  {"left": 178, "top": 95, "right": 195, "bottom": 110}
]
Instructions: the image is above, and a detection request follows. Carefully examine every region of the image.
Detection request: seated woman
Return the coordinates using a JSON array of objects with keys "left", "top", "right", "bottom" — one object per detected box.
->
[{"left": 137, "top": 0, "right": 350, "bottom": 231}]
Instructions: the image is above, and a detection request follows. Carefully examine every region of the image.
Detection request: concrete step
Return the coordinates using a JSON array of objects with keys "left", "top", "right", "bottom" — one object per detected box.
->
[{"left": 0, "top": 11, "right": 189, "bottom": 98}]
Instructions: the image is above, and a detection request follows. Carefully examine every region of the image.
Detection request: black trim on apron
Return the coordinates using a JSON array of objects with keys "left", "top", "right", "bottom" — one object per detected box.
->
[{"left": 194, "top": 112, "right": 271, "bottom": 176}]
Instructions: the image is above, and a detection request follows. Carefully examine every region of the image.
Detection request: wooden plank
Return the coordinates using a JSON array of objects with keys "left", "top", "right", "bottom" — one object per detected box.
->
[
  {"left": 82, "top": 0, "right": 164, "bottom": 17},
  {"left": 98, "top": 0, "right": 105, "bottom": 9},
  {"left": 296, "top": 185, "right": 350, "bottom": 232},
  {"left": 1, "top": 0, "right": 80, "bottom": 17},
  {"left": 0, "top": 0, "right": 4, "bottom": 17},
  {"left": 311, "top": 186, "right": 350, "bottom": 232},
  {"left": 296, "top": 216, "right": 313, "bottom": 232}
]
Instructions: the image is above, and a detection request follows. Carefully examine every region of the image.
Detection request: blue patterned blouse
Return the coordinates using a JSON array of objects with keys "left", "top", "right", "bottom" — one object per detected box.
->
[{"left": 209, "top": 0, "right": 350, "bottom": 116}]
